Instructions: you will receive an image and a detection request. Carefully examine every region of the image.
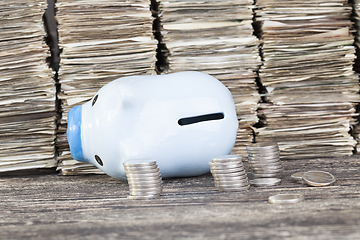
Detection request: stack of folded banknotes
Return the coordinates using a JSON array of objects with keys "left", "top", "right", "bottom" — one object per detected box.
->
[
  {"left": 56, "top": 0, "right": 158, "bottom": 174},
  {"left": 254, "top": 0, "right": 360, "bottom": 159},
  {"left": 156, "top": 0, "right": 262, "bottom": 156},
  {"left": 0, "top": 0, "right": 57, "bottom": 172}
]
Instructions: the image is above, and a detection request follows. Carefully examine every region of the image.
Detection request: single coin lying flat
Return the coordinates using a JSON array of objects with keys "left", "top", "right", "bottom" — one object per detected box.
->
[
  {"left": 302, "top": 170, "right": 335, "bottom": 187},
  {"left": 268, "top": 193, "right": 304, "bottom": 204}
]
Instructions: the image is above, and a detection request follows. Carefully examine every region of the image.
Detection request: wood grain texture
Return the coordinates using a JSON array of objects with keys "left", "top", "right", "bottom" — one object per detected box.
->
[{"left": 0, "top": 156, "right": 359, "bottom": 240}]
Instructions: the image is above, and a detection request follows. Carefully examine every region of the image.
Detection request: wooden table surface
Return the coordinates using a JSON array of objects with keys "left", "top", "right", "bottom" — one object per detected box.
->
[{"left": 0, "top": 156, "right": 359, "bottom": 240}]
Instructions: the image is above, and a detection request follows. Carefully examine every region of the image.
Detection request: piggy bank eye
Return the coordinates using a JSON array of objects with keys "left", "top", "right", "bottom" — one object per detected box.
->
[
  {"left": 95, "top": 155, "right": 103, "bottom": 166},
  {"left": 92, "top": 95, "right": 99, "bottom": 106}
]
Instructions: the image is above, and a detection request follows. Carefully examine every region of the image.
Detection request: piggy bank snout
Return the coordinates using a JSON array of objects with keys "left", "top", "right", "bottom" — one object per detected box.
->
[{"left": 67, "top": 105, "right": 85, "bottom": 161}]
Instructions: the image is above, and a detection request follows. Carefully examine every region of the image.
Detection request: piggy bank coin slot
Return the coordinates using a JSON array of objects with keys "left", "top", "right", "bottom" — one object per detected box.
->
[
  {"left": 95, "top": 155, "right": 103, "bottom": 166},
  {"left": 178, "top": 112, "right": 224, "bottom": 126},
  {"left": 92, "top": 95, "right": 99, "bottom": 106}
]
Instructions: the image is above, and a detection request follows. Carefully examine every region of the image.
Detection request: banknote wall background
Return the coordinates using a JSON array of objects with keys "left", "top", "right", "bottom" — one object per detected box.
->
[
  {"left": 0, "top": 0, "right": 57, "bottom": 172},
  {"left": 0, "top": 0, "right": 360, "bottom": 174},
  {"left": 254, "top": 0, "right": 360, "bottom": 159}
]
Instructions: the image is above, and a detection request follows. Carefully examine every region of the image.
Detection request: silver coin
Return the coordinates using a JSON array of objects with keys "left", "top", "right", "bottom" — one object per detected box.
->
[
  {"left": 123, "top": 159, "right": 157, "bottom": 167},
  {"left": 302, "top": 171, "right": 335, "bottom": 187},
  {"left": 209, "top": 159, "right": 243, "bottom": 165},
  {"left": 129, "top": 184, "right": 163, "bottom": 190},
  {"left": 247, "top": 153, "right": 280, "bottom": 158},
  {"left": 127, "top": 179, "right": 162, "bottom": 185},
  {"left": 247, "top": 149, "right": 280, "bottom": 157},
  {"left": 247, "top": 150, "right": 279, "bottom": 155},
  {"left": 210, "top": 159, "right": 242, "bottom": 165},
  {"left": 126, "top": 171, "right": 161, "bottom": 176},
  {"left": 209, "top": 162, "right": 244, "bottom": 170},
  {"left": 251, "top": 165, "right": 283, "bottom": 171},
  {"left": 129, "top": 182, "right": 163, "bottom": 188},
  {"left": 124, "top": 164, "right": 158, "bottom": 170},
  {"left": 214, "top": 174, "right": 247, "bottom": 181},
  {"left": 250, "top": 163, "right": 282, "bottom": 170},
  {"left": 248, "top": 159, "right": 281, "bottom": 165},
  {"left": 252, "top": 171, "right": 282, "bottom": 176},
  {"left": 250, "top": 172, "right": 282, "bottom": 178},
  {"left": 209, "top": 161, "right": 243, "bottom": 167},
  {"left": 211, "top": 155, "right": 243, "bottom": 162},
  {"left": 127, "top": 179, "right": 163, "bottom": 185},
  {"left": 248, "top": 148, "right": 280, "bottom": 153},
  {"left": 250, "top": 160, "right": 282, "bottom": 166},
  {"left": 129, "top": 188, "right": 163, "bottom": 194},
  {"left": 248, "top": 155, "right": 280, "bottom": 161},
  {"left": 126, "top": 174, "right": 161, "bottom": 180},
  {"left": 249, "top": 178, "right": 281, "bottom": 187},
  {"left": 251, "top": 166, "right": 283, "bottom": 172},
  {"left": 124, "top": 168, "right": 159, "bottom": 174},
  {"left": 214, "top": 179, "right": 247, "bottom": 185},
  {"left": 247, "top": 148, "right": 280, "bottom": 154},
  {"left": 291, "top": 172, "right": 305, "bottom": 182},
  {"left": 214, "top": 177, "right": 248, "bottom": 183},
  {"left": 129, "top": 189, "right": 163, "bottom": 196},
  {"left": 125, "top": 171, "right": 161, "bottom": 176},
  {"left": 129, "top": 186, "right": 163, "bottom": 192},
  {"left": 129, "top": 192, "right": 162, "bottom": 197},
  {"left": 127, "top": 194, "right": 160, "bottom": 200},
  {"left": 249, "top": 160, "right": 281, "bottom": 166},
  {"left": 250, "top": 161, "right": 282, "bottom": 167},
  {"left": 127, "top": 176, "right": 162, "bottom": 182},
  {"left": 252, "top": 169, "right": 283, "bottom": 175},
  {"left": 211, "top": 170, "right": 247, "bottom": 178},
  {"left": 213, "top": 176, "right": 245, "bottom": 181},
  {"left": 246, "top": 142, "right": 279, "bottom": 150},
  {"left": 268, "top": 194, "right": 304, "bottom": 204},
  {"left": 128, "top": 182, "right": 163, "bottom": 189},
  {"left": 213, "top": 172, "right": 247, "bottom": 178},
  {"left": 210, "top": 167, "right": 245, "bottom": 174},
  {"left": 124, "top": 167, "right": 160, "bottom": 174},
  {"left": 127, "top": 176, "right": 162, "bottom": 181},
  {"left": 248, "top": 153, "right": 280, "bottom": 159},
  {"left": 215, "top": 174, "right": 248, "bottom": 181}
]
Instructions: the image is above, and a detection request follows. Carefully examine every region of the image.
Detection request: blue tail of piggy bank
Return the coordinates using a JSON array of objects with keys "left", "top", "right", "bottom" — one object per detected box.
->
[{"left": 67, "top": 105, "right": 85, "bottom": 161}]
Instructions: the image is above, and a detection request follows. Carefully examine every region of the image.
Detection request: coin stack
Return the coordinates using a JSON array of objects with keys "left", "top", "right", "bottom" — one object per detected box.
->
[
  {"left": 246, "top": 142, "right": 283, "bottom": 186},
  {"left": 209, "top": 155, "right": 249, "bottom": 191},
  {"left": 123, "top": 159, "right": 163, "bottom": 200}
]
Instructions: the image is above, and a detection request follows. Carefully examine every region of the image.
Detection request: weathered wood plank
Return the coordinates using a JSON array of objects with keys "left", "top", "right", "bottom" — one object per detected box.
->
[{"left": 0, "top": 156, "right": 359, "bottom": 239}]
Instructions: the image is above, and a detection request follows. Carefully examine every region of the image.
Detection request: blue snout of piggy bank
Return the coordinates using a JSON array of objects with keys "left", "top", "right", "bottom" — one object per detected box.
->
[{"left": 67, "top": 71, "right": 238, "bottom": 180}]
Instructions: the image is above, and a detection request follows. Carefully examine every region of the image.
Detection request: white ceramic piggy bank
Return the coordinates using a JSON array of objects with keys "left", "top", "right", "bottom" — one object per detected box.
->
[{"left": 67, "top": 71, "right": 238, "bottom": 179}]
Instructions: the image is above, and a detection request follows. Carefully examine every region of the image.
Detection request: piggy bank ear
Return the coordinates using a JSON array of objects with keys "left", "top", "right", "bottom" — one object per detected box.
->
[{"left": 67, "top": 105, "right": 86, "bottom": 162}]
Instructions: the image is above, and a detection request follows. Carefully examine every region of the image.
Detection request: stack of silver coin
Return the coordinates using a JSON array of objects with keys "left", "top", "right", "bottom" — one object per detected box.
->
[
  {"left": 123, "top": 159, "right": 163, "bottom": 200},
  {"left": 209, "top": 155, "right": 249, "bottom": 191},
  {"left": 246, "top": 142, "right": 283, "bottom": 186}
]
